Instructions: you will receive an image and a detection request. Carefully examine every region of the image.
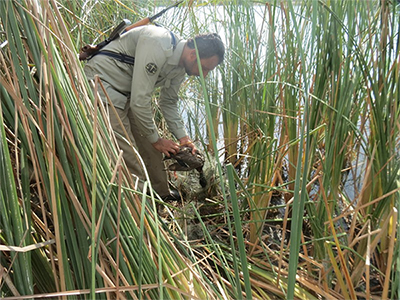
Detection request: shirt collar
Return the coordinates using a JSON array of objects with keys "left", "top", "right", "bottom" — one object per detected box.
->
[{"left": 167, "top": 40, "right": 186, "bottom": 66}]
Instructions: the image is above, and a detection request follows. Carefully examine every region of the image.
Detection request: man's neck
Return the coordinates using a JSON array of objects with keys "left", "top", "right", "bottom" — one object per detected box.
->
[{"left": 178, "top": 44, "right": 189, "bottom": 68}]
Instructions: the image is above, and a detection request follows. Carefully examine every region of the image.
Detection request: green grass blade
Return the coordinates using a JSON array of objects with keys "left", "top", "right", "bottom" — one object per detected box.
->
[{"left": 227, "top": 164, "right": 252, "bottom": 299}]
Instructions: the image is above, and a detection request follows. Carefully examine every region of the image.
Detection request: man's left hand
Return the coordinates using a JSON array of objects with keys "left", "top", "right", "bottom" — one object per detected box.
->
[{"left": 179, "top": 136, "right": 197, "bottom": 154}]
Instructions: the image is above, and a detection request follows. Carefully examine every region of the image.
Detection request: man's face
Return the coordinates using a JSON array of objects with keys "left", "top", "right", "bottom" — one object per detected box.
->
[{"left": 184, "top": 53, "right": 220, "bottom": 78}]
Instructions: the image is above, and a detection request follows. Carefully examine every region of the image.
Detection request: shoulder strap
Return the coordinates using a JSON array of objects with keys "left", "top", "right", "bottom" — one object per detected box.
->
[
  {"left": 92, "top": 50, "right": 135, "bottom": 65},
  {"left": 89, "top": 31, "right": 176, "bottom": 64},
  {"left": 169, "top": 31, "right": 177, "bottom": 49}
]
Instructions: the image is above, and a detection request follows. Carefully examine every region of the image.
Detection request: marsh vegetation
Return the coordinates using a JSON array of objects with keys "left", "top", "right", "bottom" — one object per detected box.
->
[{"left": 1, "top": 0, "right": 399, "bottom": 299}]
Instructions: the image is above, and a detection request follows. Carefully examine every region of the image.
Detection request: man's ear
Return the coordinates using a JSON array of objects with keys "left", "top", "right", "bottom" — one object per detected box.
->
[{"left": 189, "top": 48, "right": 197, "bottom": 60}]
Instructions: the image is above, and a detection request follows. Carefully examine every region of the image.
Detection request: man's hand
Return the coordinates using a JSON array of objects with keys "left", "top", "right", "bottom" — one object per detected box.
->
[
  {"left": 179, "top": 136, "right": 197, "bottom": 154},
  {"left": 152, "top": 138, "right": 180, "bottom": 157}
]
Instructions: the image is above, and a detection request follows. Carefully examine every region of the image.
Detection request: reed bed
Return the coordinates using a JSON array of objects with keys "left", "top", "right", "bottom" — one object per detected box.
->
[{"left": 1, "top": 0, "right": 399, "bottom": 299}]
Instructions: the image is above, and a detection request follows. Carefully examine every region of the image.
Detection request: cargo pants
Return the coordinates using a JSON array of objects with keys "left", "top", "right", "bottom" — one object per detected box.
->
[{"left": 107, "top": 102, "right": 170, "bottom": 197}]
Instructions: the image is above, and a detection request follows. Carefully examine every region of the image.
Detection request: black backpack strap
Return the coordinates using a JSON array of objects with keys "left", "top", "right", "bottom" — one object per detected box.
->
[
  {"left": 91, "top": 31, "right": 176, "bottom": 64},
  {"left": 169, "top": 31, "right": 177, "bottom": 49},
  {"left": 92, "top": 50, "right": 135, "bottom": 65}
]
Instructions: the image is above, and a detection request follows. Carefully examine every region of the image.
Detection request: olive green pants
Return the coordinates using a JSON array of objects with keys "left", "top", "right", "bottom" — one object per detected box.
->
[{"left": 107, "top": 103, "right": 170, "bottom": 197}]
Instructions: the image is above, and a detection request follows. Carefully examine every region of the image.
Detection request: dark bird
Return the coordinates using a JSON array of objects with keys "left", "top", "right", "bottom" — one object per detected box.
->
[{"left": 165, "top": 146, "right": 207, "bottom": 187}]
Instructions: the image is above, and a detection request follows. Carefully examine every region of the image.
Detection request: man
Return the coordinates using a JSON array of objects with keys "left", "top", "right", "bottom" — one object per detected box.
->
[{"left": 84, "top": 25, "right": 225, "bottom": 200}]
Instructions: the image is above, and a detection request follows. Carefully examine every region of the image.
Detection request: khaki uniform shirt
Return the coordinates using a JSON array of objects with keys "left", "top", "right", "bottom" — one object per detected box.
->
[{"left": 84, "top": 25, "right": 187, "bottom": 144}]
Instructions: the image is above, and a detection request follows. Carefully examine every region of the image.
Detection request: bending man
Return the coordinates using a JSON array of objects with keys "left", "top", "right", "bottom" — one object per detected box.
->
[{"left": 84, "top": 25, "right": 225, "bottom": 200}]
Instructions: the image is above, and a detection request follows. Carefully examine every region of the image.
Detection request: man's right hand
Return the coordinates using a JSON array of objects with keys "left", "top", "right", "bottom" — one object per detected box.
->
[{"left": 151, "top": 138, "right": 180, "bottom": 157}]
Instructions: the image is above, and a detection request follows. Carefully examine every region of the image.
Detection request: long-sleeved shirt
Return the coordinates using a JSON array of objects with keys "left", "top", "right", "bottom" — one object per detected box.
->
[{"left": 84, "top": 25, "right": 188, "bottom": 144}]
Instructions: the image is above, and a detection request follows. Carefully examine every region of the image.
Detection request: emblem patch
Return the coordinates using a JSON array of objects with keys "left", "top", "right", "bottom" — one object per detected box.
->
[{"left": 145, "top": 63, "right": 158, "bottom": 75}]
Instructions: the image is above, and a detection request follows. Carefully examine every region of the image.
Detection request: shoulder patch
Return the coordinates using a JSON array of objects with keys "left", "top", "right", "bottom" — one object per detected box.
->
[{"left": 145, "top": 63, "right": 158, "bottom": 75}]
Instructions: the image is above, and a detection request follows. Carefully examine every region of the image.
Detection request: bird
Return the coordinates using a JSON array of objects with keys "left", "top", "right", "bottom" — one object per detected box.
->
[{"left": 164, "top": 146, "right": 207, "bottom": 187}]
